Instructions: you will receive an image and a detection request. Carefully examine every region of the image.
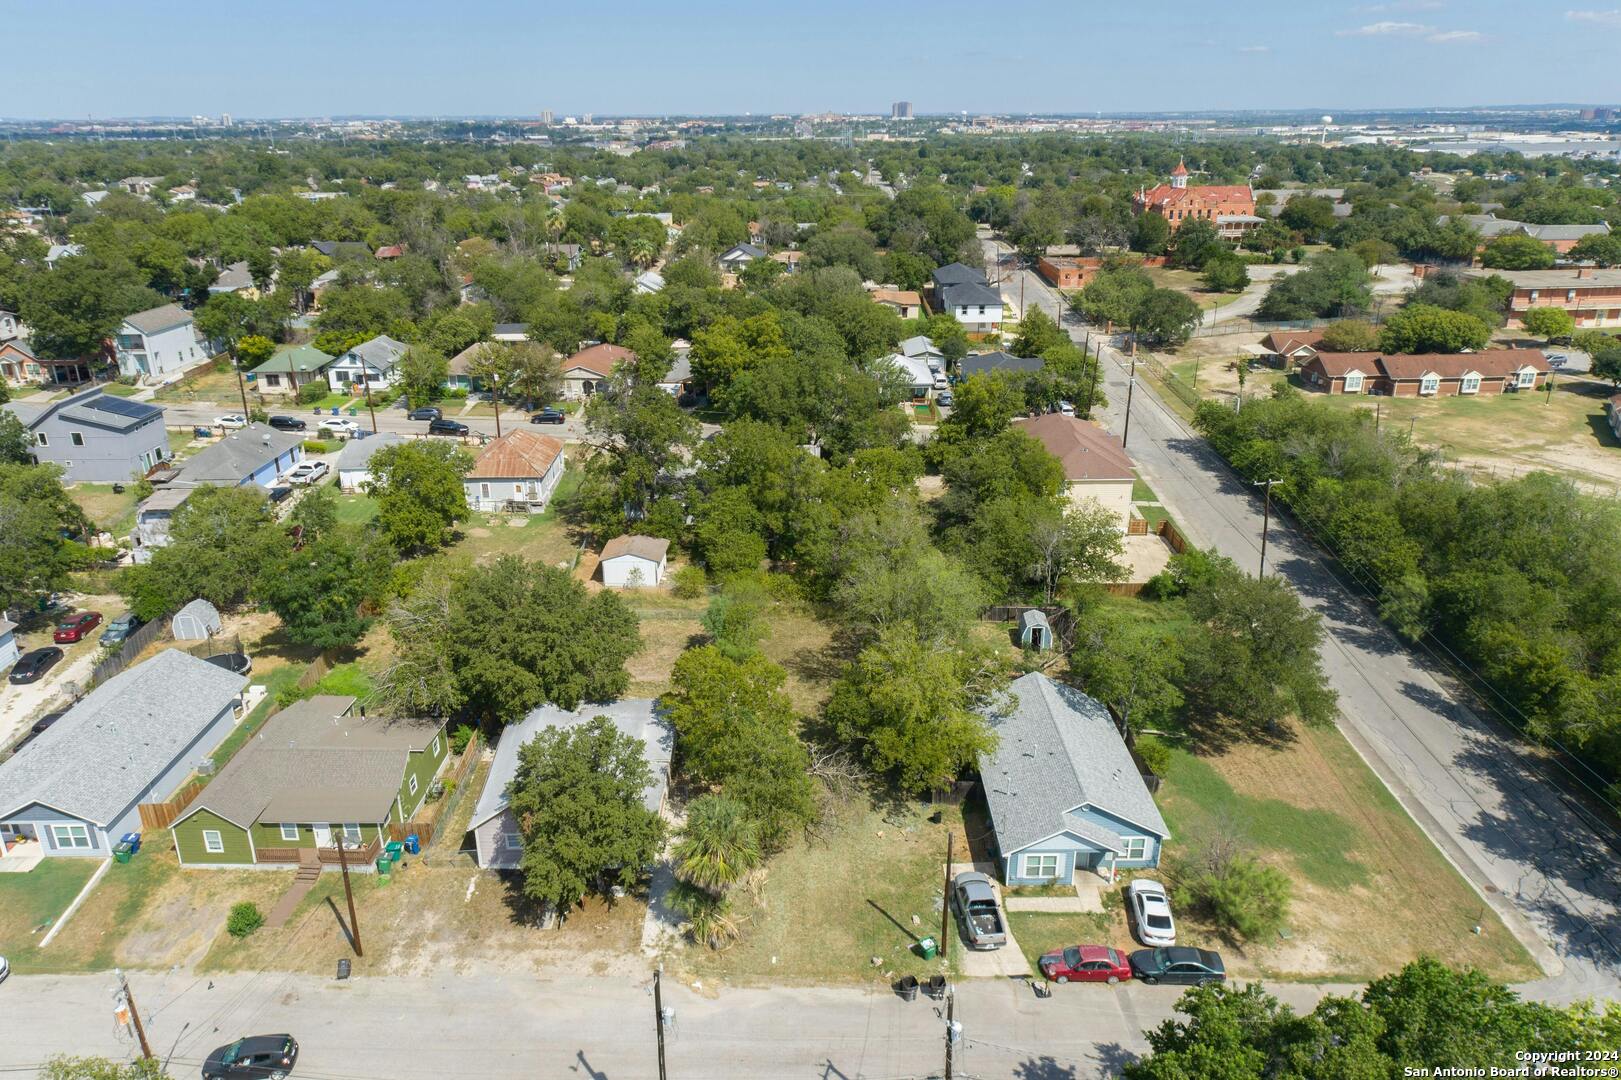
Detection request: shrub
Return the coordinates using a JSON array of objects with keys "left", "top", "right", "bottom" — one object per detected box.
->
[
  {"left": 442, "top": 387, "right": 469, "bottom": 400},
  {"left": 670, "top": 565, "right": 708, "bottom": 599},
  {"left": 301, "top": 439, "right": 334, "bottom": 455},
  {"left": 1134, "top": 735, "right": 1171, "bottom": 777},
  {"left": 226, "top": 901, "right": 265, "bottom": 938},
  {"left": 296, "top": 381, "right": 329, "bottom": 405},
  {"left": 1181, "top": 852, "right": 1292, "bottom": 941},
  {"left": 449, "top": 723, "right": 477, "bottom": 754}
]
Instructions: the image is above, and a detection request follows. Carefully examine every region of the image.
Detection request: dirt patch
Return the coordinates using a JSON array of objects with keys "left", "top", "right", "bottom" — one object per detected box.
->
[{"left": 466, "top": 526, "right": 493, "bottom": 538}]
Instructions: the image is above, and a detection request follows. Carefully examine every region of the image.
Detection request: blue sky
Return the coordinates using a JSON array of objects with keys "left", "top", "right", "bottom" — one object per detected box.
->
[{"left": 7, "top": 1, "right": 1619, "bottom": 118}]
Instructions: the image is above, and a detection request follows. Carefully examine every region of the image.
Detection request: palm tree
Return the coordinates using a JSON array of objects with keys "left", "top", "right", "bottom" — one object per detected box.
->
[
  {"left": 627, "top": 235, "right": 659, "bottom": 270},
  {"left": 671, "top": 795, "right": 761, "bottom": 893},
  {"left": 544, "top": 205, "right": 566, "bottom": 257},
  {"left": 668, "top": 881, "right": 743, "bottom": 950}
]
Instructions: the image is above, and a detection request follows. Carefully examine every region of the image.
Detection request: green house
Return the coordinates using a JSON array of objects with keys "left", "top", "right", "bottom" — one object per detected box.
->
[
  {"left": 171, "top": 695, "right": 448, "bottom": 869},
  {"left": 246, "top": 343, "right": 333, "bottom": 398}
]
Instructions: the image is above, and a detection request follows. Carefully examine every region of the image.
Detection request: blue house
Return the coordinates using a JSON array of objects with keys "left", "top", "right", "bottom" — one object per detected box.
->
[
  {"left": 980, "top": 672, "right": 1169, "bottom": 886},
  {"left": 171, "top": 423, "right": 304, "bottom": 489}
]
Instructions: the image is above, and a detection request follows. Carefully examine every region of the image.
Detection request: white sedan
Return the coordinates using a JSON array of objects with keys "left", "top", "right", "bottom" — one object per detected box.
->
[
  {"left": 1127, "top": 878, "right": 1177, "bottom": 948},
  {"left": 281, "top": 461, "right": 329, "bottom": 486},
  {"left": 318, "top": 418, "right": 361, "bottom": 439},
  {"left": 214, "top": 414, "right": 248, "bottom": 430}
]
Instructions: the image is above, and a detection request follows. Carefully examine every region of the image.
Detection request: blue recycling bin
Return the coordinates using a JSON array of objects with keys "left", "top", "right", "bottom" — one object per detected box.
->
[
  {"left": 330, "top": 406, "right": 340, "bottom": 416},
  {"left": 119, "top": 832, "right": 142, "bottom": 854},
  {"left": 404, "top": 834, "right": 420, "bottom": 855}
]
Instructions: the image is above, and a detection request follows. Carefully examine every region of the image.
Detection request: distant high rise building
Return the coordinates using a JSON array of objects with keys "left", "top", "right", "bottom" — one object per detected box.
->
[
  {"left": 891, "top": 101, "right": 914, "bottom": 120},
  {"left": 220, "top": 113, "right": 232, "bottom": 128},
  {"left": 540, "top": 110, "right": 554, "bottom": 125}
]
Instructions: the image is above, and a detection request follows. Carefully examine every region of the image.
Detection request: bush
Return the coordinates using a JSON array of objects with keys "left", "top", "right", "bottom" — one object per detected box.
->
[
  {"left": 670, "top": 565, "right": 708, "bottom": 599},
  {"left": 226, "top": 901, "right": 265, "bottom": 938},
  {"left": 301, "top": 439, "right": 334, "bottom": 455},
  {"left": 1181, "top": 852, "right": 1292, "bottom": 941},
  {"left": 449, "top": 723, "right": 477, "bottom": 754},
  {"left": 1134, "top": 734, "right": 1171, "bottom": 777},
  {"left": 442, "top": 387, "right": 469, "bottom": 400},
  {"left": 296, "top": 381, "right": 329, "bottom": 405}
]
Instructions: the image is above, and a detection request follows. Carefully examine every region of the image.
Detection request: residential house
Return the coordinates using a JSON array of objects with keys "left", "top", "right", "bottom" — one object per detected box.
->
[
  {"left": 116, "top": 176, "right": 164, "bottom": 197},
  {"left": 878, "top": 353, "right": 937, "bottom": 399},
  {"left": 1299, "top": 349, "right": 1549, "bottom": 396},
  {"left": 4, "top": 388, "right": 169, "bottom": 483},
  {"left": 325, "top": 335, "right": 408, "bottom": 393},
  {"left": 166, "top": 423, "right": 305, "bottom": 488},
  {"left": 0, "top": 308, "right": 17, "bottom": 341},
  {"left": 463, "top": 429, "right": 565, "bottom": 513},
  {"left": 336, "top": 432, "right": 406, "bottom": 493},
  {"left": 446, "top": 343, "right": 485, "bottom": 393},
  {"left": 1134, "top": 160, "right": 1259, "bottom": 240},
  {"left": 170, "top": 695, "right": 447, "bottom": 869},
  {"left": 208, "top": 261, "right": 257, "bottom": 297},
  {"left": 247, "top": 344, "right": 332, "bottom": 397},
  {"left": 553, "top": 244, "right": 584, "bottom": 273},
  {"left": 657, "top": 353, "right": 693, "bottom": 396},
  {"left": 81, "top": 191, "right": 110, "bottom": 208},
  {"left": 718, "top": 242, "right": 766, "bottom": 272},
  {"left": 931, "top": 263, "right": 989, "bottom": 289},
  {"left": 959, "top": 351, "right": 1043, "bottom": 379},
  {"left": 562, "top": 343, "right": 633, "bottom": 399},
  {"left": 1442, "top": 214, "right": 1610, "bottom": 257},
  {"left": 1258, "top": 330, "right": 1325, "bottom": 370},
  {"left": 492, "top": 323, "right": 530, "bottom": 342},
  {"left": 1015, "top": 413, "right": 1136, "bottom": 532},
  {"left": 771, "top": 250, "right": 803, "bottom": 274},
  {"left": 1, "top": 340, "right": 57, "bottom": 388},
  {"left": 130, "top": 486, "right": 193, "bottom": 563},
  {"left": 979, "top": 672, "right": 1169, "bottom": 886},
  {"left": 929, "top": 266, "right": 1005, "bottom": 335},
  {"left": 310, "top": 240, "right": 371, "bottom": 261},
  {"left": 600, "top": 535, "right": 669, "bottom": 587},
  {"left": 899, "top": 335, "right": 946, "bottom": 371},
  {"left": 167, "top": 184, "right": 197, "bottom": 203},
  {"left": 374, "top": 244, "right": 405, "bottom": 260},
  {"left": 471, "top": 699, "right": 672, "bottom": 870},
  {"left": 0, "top": 650, "right": 245, "bottom": 862},
  {"left": 635, "top": 270, "right": 666, "bottom": 294},
  {"left": 115, "top": 304, "right": 207, "bottom": 381},
  {"left": 1487, "top": 268, "right": 1621, "bottom": 329},
  {"left": 45, "top": 243, "right": 83, "bottom": 268},
  {"left": 871, "top": 289, "right": 922, "bottom": 319}
]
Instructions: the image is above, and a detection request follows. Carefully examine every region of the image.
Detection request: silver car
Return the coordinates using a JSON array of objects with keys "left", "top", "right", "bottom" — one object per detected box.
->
[
  {"left": 1127, "top": 879, "right": 1177, "bottom": 947},
  {"left": 951, "top": 872, "right": 1007, "bottom": 950}
]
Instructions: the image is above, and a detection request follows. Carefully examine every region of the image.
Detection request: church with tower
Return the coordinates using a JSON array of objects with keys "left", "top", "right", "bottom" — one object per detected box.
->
[{"left": 1133, "top": 160, "right": 1260, "bottom": 240}]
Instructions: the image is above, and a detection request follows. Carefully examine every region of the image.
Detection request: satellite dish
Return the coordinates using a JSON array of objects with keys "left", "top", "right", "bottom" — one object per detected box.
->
[{"left": 1322, "top": 115, "right": 1334, "bottom": 125}]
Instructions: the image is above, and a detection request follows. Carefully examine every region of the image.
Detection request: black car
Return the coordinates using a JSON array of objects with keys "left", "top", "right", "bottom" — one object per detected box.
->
[
  {"left": 202, "top": 1034, "right": 298, "bottom": 1080},
  {"left": 267, "top": 485, "right": 293, "bottom": 504},
  {"left": 267, "top": 415, "right": 307, "bottom": 432},
  {"left": 32, "top": 710, "right": 65, "bottom": 735},
  {"left": 428, "top": 418, "right": 469, "bottom": 436},
  {"left": 407, "top": 406, "right": 442, "bottom": 421},
  {"left": 530, "top": 407, "right": 565, "bottom": 425},
  {"left": 8, "top": 647, "right": 63, "bottom": 685},
  {"left": 1128, "top": 946, "right": 1226, "bottom": 987}
]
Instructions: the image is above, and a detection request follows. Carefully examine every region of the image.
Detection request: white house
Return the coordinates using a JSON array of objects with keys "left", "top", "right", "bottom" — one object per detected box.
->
[
  {"left": 335, "top": 432, "right": 406, "bottom": 493},
  {"left": 718, "top": 242, "right": 766, "bottom": 272},
  {"left": 115, "top": 304, "right": 207, "bottom": 381},
  {"left": 635, "top": 270, "right": 666, "bottom": 294},
  {"left": 325, "top": 335, "right": 408, "bottom": 393},
  {"left": 877, "top": 352, "right": 936, "bottom": 400},
  {"left": 561, "top": 343, "right": 633, "bottom": 400},
  {"left": 463, "top": 429, "right": 565, "bottom": 513},
  {"left": 599, "top": 535, "right": 669, "bottom": 587},
  {"left": 935, "top": 280, "right": 1005, "bottom": 335}
]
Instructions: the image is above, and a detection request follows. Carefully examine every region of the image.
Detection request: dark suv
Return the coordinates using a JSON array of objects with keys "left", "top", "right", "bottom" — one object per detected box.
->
[
  {"left": 530, "top": 407, "right": 565, "bottom": 425},
  {"left": 267, "top": 415, "right": 307, "bottom": 432},
  {"left": 202, "top": 1034, "right": 299, "bottom": 1079},
  {"left": 407, "top": 406, "right": 442, "bottom": 421},
  {"left": 428, "top": 418, "right": 469, "bottom": 437}
]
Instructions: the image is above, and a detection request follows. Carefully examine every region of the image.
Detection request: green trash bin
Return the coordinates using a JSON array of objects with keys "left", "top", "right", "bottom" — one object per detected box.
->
[
  {"left": 113, "top": 842, "right": 134, "bottom": 864},
  {"left": 384, "top": 841, "right": 404, "bottom": 861},
  {"left": 916, "top": 936, "right": 939, "bottom": 960},
  {"left": 375, "top": 855, "right": 392, "bottom": 874}
]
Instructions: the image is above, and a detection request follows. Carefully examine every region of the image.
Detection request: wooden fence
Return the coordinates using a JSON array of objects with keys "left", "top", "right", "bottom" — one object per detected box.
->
[
  {"left": 295, "top": 651, "right": 334, "bottom": 692},
  {"left": 1157, "top": 519, "right": 1191, "bottom": 554},
  {"left": 137, "top": 778, "right": 207, "bottom": 830},
  {"left": 85, "top": 615, "right": 169, "bottom": 693},
  {"left": 1126, "top": 516, "right": 1150, "bottom": 536},
  {"left": 387, "top": 820, "right": 435, "bottom": 848}
]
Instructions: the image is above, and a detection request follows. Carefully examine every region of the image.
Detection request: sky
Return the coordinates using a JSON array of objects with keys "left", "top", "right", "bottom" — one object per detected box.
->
[{"left": 7, "top": 0, "right": 1620, "bottom": 119}]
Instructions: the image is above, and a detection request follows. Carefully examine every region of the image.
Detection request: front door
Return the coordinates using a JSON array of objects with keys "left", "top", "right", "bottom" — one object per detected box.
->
[{"left": 312, "top": 823, "right": 332, "bottom": 848}]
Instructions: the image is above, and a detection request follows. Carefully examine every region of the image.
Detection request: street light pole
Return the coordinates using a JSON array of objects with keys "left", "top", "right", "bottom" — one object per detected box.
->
[{"left": 1255, "top": 478, "right": 1281, "bottom": 577}]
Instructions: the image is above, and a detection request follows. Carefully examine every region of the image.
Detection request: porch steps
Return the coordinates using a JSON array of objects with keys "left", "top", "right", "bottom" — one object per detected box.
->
[{"left": 266, "top": 863, "right": 323, "bottom": 928}]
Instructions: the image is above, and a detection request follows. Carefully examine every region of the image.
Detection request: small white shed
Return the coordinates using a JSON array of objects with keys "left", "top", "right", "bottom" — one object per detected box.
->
[
  {"left": 0, "top": 618, "right": 18, "bottom": 670},
  {"left": 172, "top": 598, "right": 223, "bottom": 641},
  {"left": 599, "top": 535, "right": 670, "bottom": 588}
]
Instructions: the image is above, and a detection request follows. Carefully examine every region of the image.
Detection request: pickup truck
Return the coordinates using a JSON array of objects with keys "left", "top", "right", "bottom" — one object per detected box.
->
[{"left": 951, "top": 871, "right": 1007, "bottom": 950}]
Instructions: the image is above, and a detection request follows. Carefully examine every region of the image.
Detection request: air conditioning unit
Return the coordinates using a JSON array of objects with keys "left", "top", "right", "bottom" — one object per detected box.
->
[{"left": 196, "top": 759, "right": 217, "bottom": 776}]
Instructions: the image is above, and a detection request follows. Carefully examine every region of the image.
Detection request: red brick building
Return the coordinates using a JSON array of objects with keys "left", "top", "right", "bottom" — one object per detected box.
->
[
  {"left": 1299, "top": 349, "right": 1549, "bottom": 397},
  {"left": 1134, "top": 161, "right": 1259, "bottom": 239},
  {"left": 1036, "top": 256, "right": 1102, "bottom": 289},
  {"left": 1489, "top": 268, "right": 1621, "bottom": 329}
]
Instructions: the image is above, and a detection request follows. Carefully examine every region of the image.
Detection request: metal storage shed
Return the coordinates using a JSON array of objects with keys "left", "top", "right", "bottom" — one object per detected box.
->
[
  {"left": 1018, "top": 609, "right": 1052, "bottom": 650},
  {"left": 172, "top": 599, "right": 222, "bottom": 641}
]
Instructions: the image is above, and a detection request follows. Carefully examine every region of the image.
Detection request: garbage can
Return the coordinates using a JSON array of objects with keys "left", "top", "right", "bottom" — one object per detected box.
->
[
  {"left": 119, "top": 832, "right": 142, "bottom": 854},
  {"left": 384, "top": 841, "right": 404, "bottom": 862},
  {"left": 915, "top": 936, "right": 939, "bottom": 960},
  {"left": 927, "top": 974, "right": 948, "bottom": 998},
  {"left": 403, "top": 834, "right": 420, "bottom": 855},
  {"left": 376, "top": 855, "right": 392, "bottom": 875},
  {"left": 347, "top": 406, "right": 359, "bottom": 417},
  {"left": 113, "top": 842, "right": 134, "bottom": 864},
  {"left": 895, "top": 976, "right": 919, "bottom": 1002},
  {"left": 337, "top": 958, "right": 351, "bottom": 980}
]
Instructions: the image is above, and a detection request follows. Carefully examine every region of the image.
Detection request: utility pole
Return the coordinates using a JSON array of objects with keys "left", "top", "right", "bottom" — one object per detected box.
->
[
  {"left": 362, "top": 380, "right": 379, "bottom": 435},
  {"left": 940, "top": 831, "right": 953, "bottom": 957},
  {"left": 1374, "top": 400, "right": 1381, "bottom": 432},
  {"left": 944, "top": 987, "right": 960, "bottom": 1080},
  {"left": 1254, "top": 478, "right": 1281, "bottom": 577},
  {"left": 653, "top": 966, "right": 669, "bottom": 1080},
  {"left": 233, "top": 355, "right": 250, "bottom": 420},
  {"left": 1544, "top": 370, "right": 1555, "bottom": 406},
  {"left": 491, "top": 379, "right": 503, "bottom": 439},
  {"left": 1122, "top": 355, "right": 1137, "bottom": 450},
  {"left": 334, "top": 831, "right": 362, "bottom": 956},
  {"left": 1088, "top": 341, "right": 1103, "bottom": 416},
  {"left": 115, "top": 969, "right": 154, "bottom": 1062}
]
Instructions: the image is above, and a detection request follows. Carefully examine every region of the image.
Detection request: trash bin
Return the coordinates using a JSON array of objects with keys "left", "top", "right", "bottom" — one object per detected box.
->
[
  {"left": 915, "top": 936, "right": 939, "bottom": 960},
  {"left": 403, "top": 834, "right": 420, "bottom": 855},
  {"left": 113, "top": 842, "right": 134, "bottom": 864},
  {"left": 384, "top": 841, "right": 404, "bottom": 862},
  {"left": 330, "top": 406, "right": 340, "bottom": 416},
  {"left": 375, "top": 856, "right": 392, "bottom": 875},
  {"left": 336, "top": 958, "right": 350, "bottom": 980},
  {"left": 927, "top": 974, "right": 948, "bottom": 998},
  {"left": 347, "top": 406, "right": 358, "bottom": 417},
  {"left": 119, "top": 832, "right": 142, "bottom": 854},
  {"left": 896, "top": 976, "right": 919, "bottom": 1001}
]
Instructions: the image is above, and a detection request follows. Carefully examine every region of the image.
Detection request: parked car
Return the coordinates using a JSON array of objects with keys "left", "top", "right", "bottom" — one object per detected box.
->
[
  {"left": 1038, "top": 944, "right": 1133, "bottom": 985},
  {"left": 1058, "top": 400, "right": 1076, "bottom": 416},
  {"left": 1128, "top": 879, "right": 1176, "bottom": 947},
  {"left": 8, "top": 647, "right": 63, "bottom": 684},
  {"left": 204, "top": 652, "right": 253, "bottom": 676},
  {"left": 936, "top": 390, "right": 954, "bottom": 408},
  {"left": 1128, "top": 946, "right": 1226, "bottom": 987},
  {"left": 14, "top": 710, "right": 66, "bottom": 752},
  {"left": 214, "top": 414, "right": 248, "bottom": 430},
  {"left": 201, "top": 1034, "right": 299, "bottom": 1080},
  {"left": 530, "top": 407, "right": 566, "bottom": 425},
  {"left": 428, "top": 418, "right": 470, "bottom": 437},
  {"left": 281, "top": 461, "right": 329, "bottom": 486},
  {"left": 407, "top": 406, "right": 442, "bottom": 421},
  {"left": 1545, "top": 353, "right": 1569, "bottom": 369},
  {"left": 267, "top": 485, "right": 293, "bottom": 504},
  {"left": 267, "top": 415, "right": 307, "bottom": 432},
  {"left": 53, "top": 611, "right": 103, "bottom": 644},
  {"left": 0, "top": 955, "right": 8, "bottom": 983},
  {"left": 950, "top": 871, "right": 1007, "bottom": 950},
  {"left": 932, "top": 375, "right": 949, "bottom": 391},
  {"left": 317, "top": 418, "right": 361, "bottom": 439},
  {"left": 100, "top": 613, "right": 143, "bottom": 646}
]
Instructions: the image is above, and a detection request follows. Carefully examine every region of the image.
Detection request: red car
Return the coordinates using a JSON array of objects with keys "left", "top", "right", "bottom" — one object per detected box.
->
[
  {"left": 53, "top": 611, "right": 103, "bottom": 644},
  {"left": 1038, "top": 944, "right": 1133, "bottom": 985}
]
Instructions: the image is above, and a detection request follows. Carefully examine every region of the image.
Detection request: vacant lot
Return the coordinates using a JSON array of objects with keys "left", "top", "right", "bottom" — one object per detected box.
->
[{"left": 1146, "top": 266, "right": 1244, "bottom": 309}]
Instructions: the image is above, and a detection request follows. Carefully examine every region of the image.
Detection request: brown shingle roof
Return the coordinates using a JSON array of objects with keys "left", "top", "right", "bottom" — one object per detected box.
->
[
  {"left": 468, "top": 428, "right": 563, "bottom": 479},
  {"left": 1015, "top": 414, "right": 1135, "bottom": 482},
  {"left": 1261, "top": 330, "right": 1325, "bottom": 355},
  {"left": 871, "top": 289, "right": 922, "bottom": 306},
  {"left": 601, "top": 535, "right": 670, "bottom": 562},
  {"left": 564, "top": 343, "right": 634, "bottom": 377},
  {"left": 1307, "top": 352, "right": 1378, "bottom": 378},
  {"left": 1376, "top": 349, "right": 1548, "bottom": 381}
]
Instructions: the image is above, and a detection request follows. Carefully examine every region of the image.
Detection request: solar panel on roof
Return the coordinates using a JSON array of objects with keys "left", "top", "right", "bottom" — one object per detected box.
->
[{"left": 84, "top": 396, "right": 158, "bottom": 419}]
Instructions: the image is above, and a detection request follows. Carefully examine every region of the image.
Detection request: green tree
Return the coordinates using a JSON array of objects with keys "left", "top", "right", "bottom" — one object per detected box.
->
[
  {"left": 397, "top": 345, "right": 449, "bottom": 408},
  {"left": 1521, "top": 306, "right": 1575, "bottom": 343},
  {"left": 508, "top": 715, "right": 665, "bottom": 912},
  {"left": 1566, "top": 232, "right": 1621, "bottom": 267},
  {"left": 0, "top": 462, "right": 92, "bottom": 612},
  {"left": 1318, "top": 320, "right": 1380, "bottom": 352},
  {"left": 256, "top": 527, "right": 392, "bottom": 648},
  {"left": 1069, "top": 612, "right": 1184, "bottom": 734},
  {"left": 1589, "top": 340, "right": 1621, "bottom": 388},
  {"left": 1200, "top": 253, "right": 1249, "bottom": 294},
  {"left": 235, "top": 334, "right": 276, "bottom": 369},
  {"left": 122, "top": 486, "right": 285, "bottom": 619},
  {"left": 1278, "top": 195, "right": 1336, "bottom": 238},
  {"left": 1378, "top": 304, "right": 1491, "bottom": 354},
  {"left": 508, "top": 340, "right": 564, "bottom": 407},
  {"left": 41, "top": 1058, "right": 169, "bottom": 1080},
  {"left": 367, "top": 440, "right": 472, "bottom": 552},
  {"left": 1481, "top": 233, "right": 1556, "bottom": 270},
  {"left": 1134, "top": 288, "right": 1203, "bottom": 347},
  {"left": 576, "top": 364, "right": 699, "bottom": 534},
  {"left": 1181, "top": 850, "right": 1292, "bottom": 941},
  {"left": 20, "top": 256, "right": 163, "bottom": 359},
  {"left": 700, "top": 578, "right": 769, "bottom": 660},
  {"left": 670, "top": 794, "right": 762, "bottom": 893},
  {"left": 1075, "top": 264, "right": 1154, "bottom": 331},
  {"left": 1011, "top": 306, "right": 1066, "bottom": 357},
  {"left": 829, "top": 504, "right": 985, "bottom": 644},
  {"left": 1131, "top": 212, "right": 1171, "bottom": 256},
  {"left": 1256, "top": 252, "right": 1371, "bottom": 321},
  {"left": 1168, "top": 218, "right": 1226, "bottom": 270}
]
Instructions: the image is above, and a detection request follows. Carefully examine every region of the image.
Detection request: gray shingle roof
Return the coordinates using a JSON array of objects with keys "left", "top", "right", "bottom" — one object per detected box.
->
[
  {"left": 939, "top": 281, "right": 1004, "bottom": 308},
  {"left": 212, "top": 261, "right": 253, "bottom": 291},
  {"left": 978, "top": 672, "right": 1169, "bottom": 856},
  {"left": 346, "top": 335, "right": 408, "bottom": 373},
  {"left": 0, "top": 649, "right": 245, "bottom": 826},
  {"left": 336, "top": 431, "right": 406, "bottom": 472},
  {"left": 473, "top": 699, "right": 672, "bottom": 828},
  {"left": 721, "top": 243, "right": 766, "bottom": 260},
  {"left": 122, "top": 304, "right": 193, "bottom": 336},
  {"left": 932, "top": 262, "right": 989, "bottom": 287},
  {"left": 177, "top": 424, "right": 304, "bottom": 485},
  {"left": 960, "top": 351, "right": 1042, "bottom": 377}
]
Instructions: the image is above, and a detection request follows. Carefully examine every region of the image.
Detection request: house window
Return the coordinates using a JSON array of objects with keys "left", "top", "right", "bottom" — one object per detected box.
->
[
  {"left": 408, "top": 774, "right": 419, "bottom": 797},
  {"left": 202, "top": 830, "right": 224, "bottom": 854},
  {"left": 266, "top": 374, "right": 281, "bottom": 387},
  {"left": 480, "top": 483, "right": 491, "bottom": 498},
  {"left": 1517, "top": 368, "right": 1536, "bottom": 388},
  {"left": 1118, "top": 837, "right": 1150, "bottom": 861},
  {"left": 504, "top": 832, "right": 523, "bottom": 851},
  {"left": 1567, "top": 290, "right": 1577, "bottom": 303},
  {"left": 1343, "top": 373, "right": 1363, "bottom": 393},
  {"left": 342, "top": 823, "right": 362, "bottom": 844},
  {"left": 432, "top": 735, "right": 442, "bottom": 756},
  {"left": 1529, "top": 290, "right": 1539, "bottom": 301},
  {"left": 51, "top": 823, "right": 92, "bottom": 850},
  {"left": 280, "top": 823, "right": 299, "bottom": 841},
  {"left": 1419, "top": 374, "right": 1440, "bottom": 396},
  {"left": 35, "top": 432, "right": 47, "bottom": 447},
  {"left": 70, "top": 432, "right": 85, "bottom": 446},
  {"left": 1021, "top": 853, "right": 1060, "bottom": 879},
  {"left": 1461, "top": 373, "right": 1481, "bottom": 395}
]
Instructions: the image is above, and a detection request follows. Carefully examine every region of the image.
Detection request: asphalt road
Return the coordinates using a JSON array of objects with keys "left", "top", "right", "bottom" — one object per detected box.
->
[
  {"left": 0, "top": 970, "right": 1352, "bottom": 1080},
  {"left": 159, "top": 401, "right": 591, "bottom": 442},
  {"left": 988, "top": 240, "right": 1621, "bottom": 1006}
]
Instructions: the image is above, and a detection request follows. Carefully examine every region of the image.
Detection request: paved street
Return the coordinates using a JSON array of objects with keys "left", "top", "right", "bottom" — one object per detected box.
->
[
  {"left": 985, "top": 238, "right": 1621, "bottom": 1006},
  {"left": 159, "top": 400, "right": 590, "bottom": 442},
  {"left": 0, "top": 970, "right": 1352, "bottom": 1079}
]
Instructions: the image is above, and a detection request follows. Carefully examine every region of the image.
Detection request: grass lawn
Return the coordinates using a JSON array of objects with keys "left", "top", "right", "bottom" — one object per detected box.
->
[
  {"left": 333, "top": 493, "right": 379, "bottom": 525},
  {"left": 671, "top": 800, "right": 972, "bottom": 987},
  {"left": 1006, "top": 911, "right": 1114, "bottom": 975},
  {"left": 1146, "top": 267, "right": 1243, "bottom": 308},
  {"left": 97, "top": 382, "right": 142, "bottom": 397},
  {"left": 168, "top": 429, "right": 205, "bottom": 458},
  {"left": 70, "top": 483, "right": 139, "bottom": 535},
  {"left": 150, "top": 363, "right": 246, "bottom": 404},
  {"left": 0, "top": 859, "right": 100, "bottom": 973}
]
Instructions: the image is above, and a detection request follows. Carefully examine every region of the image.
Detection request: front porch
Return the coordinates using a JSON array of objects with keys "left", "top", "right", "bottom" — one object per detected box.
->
[
  {"left": 256, "top": 838, "right": 381, "bottom": 868},
  {"left": 0, "top": 829, "right": 44, "bottom": 873}
]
